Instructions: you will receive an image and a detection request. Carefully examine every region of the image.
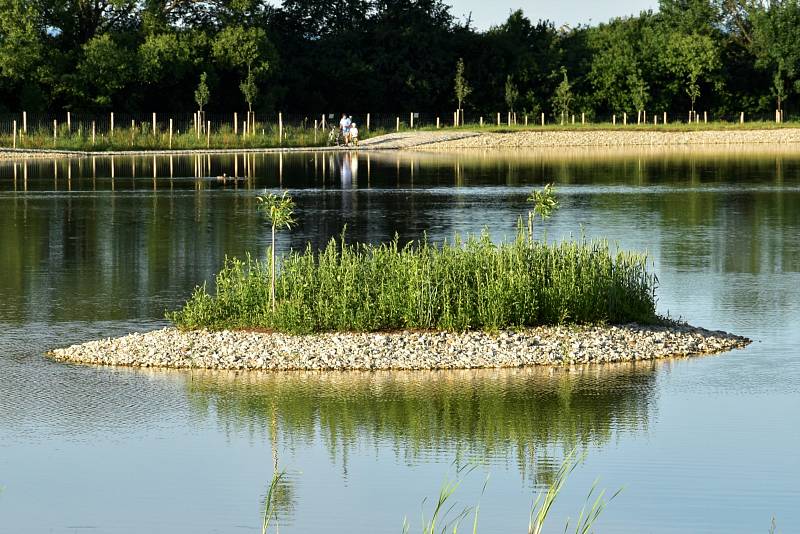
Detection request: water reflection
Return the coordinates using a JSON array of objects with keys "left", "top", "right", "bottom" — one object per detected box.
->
[
  {"left": 184, "top": 364, "right": 657, "bottom": 486},
  {"left": 0, "top": 148, "right": 798, "bottom": 325}
]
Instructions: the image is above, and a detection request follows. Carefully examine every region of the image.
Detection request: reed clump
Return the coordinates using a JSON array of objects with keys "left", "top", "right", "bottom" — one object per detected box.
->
[{"left": 168, "top": 229, "right": 658, "bottom": 333}]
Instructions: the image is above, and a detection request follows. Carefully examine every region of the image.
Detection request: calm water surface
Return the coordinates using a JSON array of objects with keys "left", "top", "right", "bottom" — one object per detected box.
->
[{"left": 0, "top": 147, "right": 798, "bottom": 533}]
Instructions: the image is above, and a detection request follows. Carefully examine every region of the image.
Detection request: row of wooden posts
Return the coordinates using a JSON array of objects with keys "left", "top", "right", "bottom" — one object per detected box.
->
[{"left": 6, "top": 108, "right": 790, "bottom": 149}]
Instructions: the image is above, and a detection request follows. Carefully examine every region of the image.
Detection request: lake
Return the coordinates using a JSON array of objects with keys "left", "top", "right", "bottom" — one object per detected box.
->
[{"left": 0, "top": 147, "right": 798, "bottom": 533}]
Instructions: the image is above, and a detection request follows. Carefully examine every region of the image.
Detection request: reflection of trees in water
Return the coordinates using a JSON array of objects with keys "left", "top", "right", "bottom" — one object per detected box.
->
[{"left": 185, "top": 363, "right": 657, "bottom": 486}]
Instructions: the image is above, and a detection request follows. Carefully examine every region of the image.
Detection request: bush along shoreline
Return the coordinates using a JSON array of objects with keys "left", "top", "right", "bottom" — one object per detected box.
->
[{"left": 49, "top": 188, "right": 752, "bottom": 370}]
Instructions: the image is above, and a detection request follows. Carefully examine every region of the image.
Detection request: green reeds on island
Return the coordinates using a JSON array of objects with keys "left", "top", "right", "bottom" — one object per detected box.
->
[{"left": 168, "top": 229, "right": 658, "bottom": 334}]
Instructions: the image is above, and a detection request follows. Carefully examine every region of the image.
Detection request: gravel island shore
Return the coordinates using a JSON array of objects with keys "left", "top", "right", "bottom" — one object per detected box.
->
[{"left": 48, "top": 324, "right": 751, "bottom": 371}]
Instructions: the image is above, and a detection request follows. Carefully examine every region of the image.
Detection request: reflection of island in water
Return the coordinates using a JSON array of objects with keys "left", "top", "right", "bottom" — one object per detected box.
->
[{"left": 185, "top": 362, "right": 658, "bottom": 485}]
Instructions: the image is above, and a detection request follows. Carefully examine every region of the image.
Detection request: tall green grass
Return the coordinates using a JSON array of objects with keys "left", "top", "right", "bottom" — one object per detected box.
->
[{"left": 168, "top": 229, "right": 658, "bottom": 333}]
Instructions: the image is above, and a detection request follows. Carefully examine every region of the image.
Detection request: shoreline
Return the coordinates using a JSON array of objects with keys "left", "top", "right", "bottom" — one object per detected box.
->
[
  {"left": 5, "top": 127, "right": 800, "bottom": 157},
  {"left": 48, "top": 323, "right": 751, "bottom": 371}
]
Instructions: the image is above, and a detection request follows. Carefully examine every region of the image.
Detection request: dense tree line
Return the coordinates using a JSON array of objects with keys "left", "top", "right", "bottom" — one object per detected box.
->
[{"left": 0, "top": 0, "right": 798, "bottom": 117}]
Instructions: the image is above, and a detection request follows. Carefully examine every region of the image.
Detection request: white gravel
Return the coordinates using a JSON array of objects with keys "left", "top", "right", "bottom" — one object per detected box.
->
[{"left": 48, "top": 324, "right": 751, "bottom": 371}]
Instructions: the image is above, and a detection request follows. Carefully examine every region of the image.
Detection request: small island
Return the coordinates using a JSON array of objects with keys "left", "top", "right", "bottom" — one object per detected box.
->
[{"left": 49, "top": 187, "right": 751, "bottom": 370}]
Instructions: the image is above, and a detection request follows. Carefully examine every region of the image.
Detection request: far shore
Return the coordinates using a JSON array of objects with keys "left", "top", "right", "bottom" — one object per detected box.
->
[
  {"left": 5, "top": 127, "right": 800, "bottom": 158},
  {"left": 48, "top": 323, "right": 751, "bottom": 372}
]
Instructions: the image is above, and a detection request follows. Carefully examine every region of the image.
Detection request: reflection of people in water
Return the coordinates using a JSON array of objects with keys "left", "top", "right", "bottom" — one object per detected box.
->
[{"left": 340, "top": 152, "right": 358, "bottom": 187}]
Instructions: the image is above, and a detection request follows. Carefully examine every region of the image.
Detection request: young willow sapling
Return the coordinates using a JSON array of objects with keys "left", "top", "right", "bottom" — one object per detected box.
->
[{"left": 256, "top": 191, "right": 296, "bottom": 311}]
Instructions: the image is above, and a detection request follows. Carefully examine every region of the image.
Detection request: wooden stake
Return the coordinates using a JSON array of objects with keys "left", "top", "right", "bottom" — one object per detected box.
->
[
  {"left": 53, "top": 119, "right": 57, "bottom": 140},
  {"left": 663, "top": 112, "right": 667, "bottom": 124},
  {"left": 12, "top": 120, "right": 16, "bottom": 148},
  {"left": 22, "top": 111, "right": 27, "bottom": 134},
  {"left": 169, "top": 118, "right": 173, "bottom": 149},
  {"left": 152, "top": 112, "right": 157, "bottom": 135},
  {"left": 234, "top": 112, "right": 238, "bottom": 135},
  {"left": 541, "top": 112, "right": 544, "bottom": 126},
  {"left": 525, "top": 115, "right": 528, "bottom": 126},
  {"left": 704, "top": 111, "right": 707, "bottom": 123},
  {"left": 613, "top": 114, "right": 616, "bottom": 125},
  {"left": 740, "top": 112, "right": 744, "bottom": 124},
  {"left": 278, "top": 112, "right": 283, "bottom": 144},
  {"left": 497, "top": 112, "right": 500, "bottom": 126},
  {"left": 508, "top": 112, "right": 511, "bottom": 126},
  {"left": 410, "top": 112, "right": 414, "bottom": 129},
  {"left": 92, "top": 121, "right": 96, "bottom": 144},
  {"left": 67, "top": 112, "right": 71, "bottom": 133},
  {"left": 366, "top": 113, "right": 370, "bottom": 131},
  {"left": 581, "top": 112, "right": 585, "bottom": 124},
  {"left": 110, "top": 112, "right": 114, "bottom": 135},
  {"left": 207, "top": 121, "right": 210, "bottom": 147},
  {"left": 436, "top": 117, "right": 440, "bottom": 128},
  {"left": 624, "top": 112, "right": 627, "bottom": 126},
  {"left": 396, "top": 116, "right": 400, "bottom": 132}
]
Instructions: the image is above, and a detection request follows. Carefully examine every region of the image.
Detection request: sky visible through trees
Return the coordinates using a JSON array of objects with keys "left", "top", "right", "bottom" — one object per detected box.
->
[{"left": 0, "top": 0, "right": 797, "bottom": 118}]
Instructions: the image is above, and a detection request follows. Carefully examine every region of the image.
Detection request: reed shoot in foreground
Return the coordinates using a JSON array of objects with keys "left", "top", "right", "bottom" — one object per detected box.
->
[{"left": 169, "top": 230, "right": 658, "bottom": 333}]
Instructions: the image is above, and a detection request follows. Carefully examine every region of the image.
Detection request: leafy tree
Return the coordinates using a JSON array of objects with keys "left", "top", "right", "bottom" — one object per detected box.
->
[
  {"left": 750, "top": 1, "right": 800, "bottom": 113},
  {"left": 240, "top": 66, "right": 258, "bottom": 113},
  {"left": 71, "top": 33, "right": 136, "bottom": 109},
  {"left": 664, "top": 32, "right": 720, "bottom": 114},
  {"left": 526, "top": 183, "right": 559, "bottom": 243},
  {"left": 504, "top": 75, "right": 519, "bottom": 114},
  {"left": 552, "top": 69, "right": 573, "bottom": 123},
  {"left": 195, "top": 71, "right": 210, "bottom": 112},
  {"left": 454, "top": 57, "right": 471, "bottom": 124},
  {"left": 213, "top": 25, "right": 272, "bottom": 112},
  {"left": 630, "top": 70, "right": 650, "bottom": 115},
  {"left": 256, "top": 191, "right": 296, "bottom": 312}
]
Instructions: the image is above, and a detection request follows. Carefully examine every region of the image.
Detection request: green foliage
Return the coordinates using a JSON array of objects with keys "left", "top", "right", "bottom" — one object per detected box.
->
[
  {"left": 504, "top": 75, "right": 519, "bottom": 113},
  {"left": 750, "top": 1, "right": 800, "bottom": 111},
  {"left": 526, "top": 183, "right": 559, "bottom": 241},
  {"left": 552, "top": 69, "right": 573, "bottom": 123},
  {"left": 663, "top": 32, "right": 720, "bottom": 112},
  {"left": 168, "top": 230, "right": 659, "bottom": 333},
  {"left": 256, "top": 191, "right": 296, "bottom": 311},
  {"left": 194, "top": 71, "right": 210, "bottom": 111},
  {"left": 72, "top": 34, "right": 135, "bottom": 108},
  {"left": 0, "top": 0, "right": 794, "bottom": 116},
  {"left": 454, "top": 57, "right": 471, "bottom": 114}
]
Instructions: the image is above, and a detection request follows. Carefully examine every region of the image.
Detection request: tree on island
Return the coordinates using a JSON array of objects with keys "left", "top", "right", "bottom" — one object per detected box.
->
[
  {"left": 527, "top": 183, "right": 559, "bottom": 244},
  {"left": 256, "top": 191, "right": 296, "bottom": 312},
  {"left": 454, "top": 57, "right": 471, "bottom": 126}
]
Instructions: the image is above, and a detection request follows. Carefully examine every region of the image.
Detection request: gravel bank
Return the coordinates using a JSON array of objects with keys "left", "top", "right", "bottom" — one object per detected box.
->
[
  {"left": 423, "top": 128, "right": 800, "bottom": 149},
  {"left": 48, "top": 324, "right": 750, "bottom": 371}
]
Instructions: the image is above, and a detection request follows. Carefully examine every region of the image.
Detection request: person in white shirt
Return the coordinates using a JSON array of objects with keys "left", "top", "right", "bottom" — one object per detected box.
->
[{"left": 349, "top": 123, "right": 359, "bottom": 146}]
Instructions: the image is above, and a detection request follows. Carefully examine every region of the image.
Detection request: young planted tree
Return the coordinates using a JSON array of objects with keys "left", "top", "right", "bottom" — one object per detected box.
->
[
  {"left": 256, "top": 191, "right": 296, "bottom": 312},
  {"left": 505, "top": 75, "right": 519, "bottom": 115},
  {"left": 526, "top": 183, "right": 559, "bottom": 243},
  {"left": 195, "top": 71, "right": 209, "bottom": 114},
  {"left": 240, "top": 66, "right": 258, "bottom": 114},
  {"left": 629, "top": 71, "right": 649, "bottom": 120},
  {"left": 454, "top": 58, "right": 471, "bottom": 126},
  {"left": 552, "top": 69, "right": 572, "bottom": 125}
]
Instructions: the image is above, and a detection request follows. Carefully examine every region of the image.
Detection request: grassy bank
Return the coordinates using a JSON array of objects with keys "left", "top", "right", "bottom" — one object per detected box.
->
[
  {"left": 0, "top": 125, "right": 393, "bottom": 152},
  {"left": 168, "top": 231, "right": 658, "bottom": 333}
]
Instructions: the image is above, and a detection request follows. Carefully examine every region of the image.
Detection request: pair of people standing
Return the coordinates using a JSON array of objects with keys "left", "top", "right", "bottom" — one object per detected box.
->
[{"left": 339, "top": 113, "right": 359, "bottom": 146}]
